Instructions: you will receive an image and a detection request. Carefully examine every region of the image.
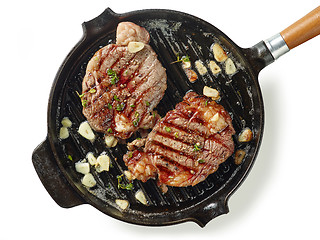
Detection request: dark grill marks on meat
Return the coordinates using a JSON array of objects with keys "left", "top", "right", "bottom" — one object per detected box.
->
[
  {"left": 123, "top": 91, "right": 235, "bottom": 187},
  {"left": 81, "top": 23, "right": 167, "bottom": 139}
]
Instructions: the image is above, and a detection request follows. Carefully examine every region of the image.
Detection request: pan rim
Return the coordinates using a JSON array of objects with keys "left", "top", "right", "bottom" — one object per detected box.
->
[{"left": 45, "top": 7, "right": 265, "bottom": 227}]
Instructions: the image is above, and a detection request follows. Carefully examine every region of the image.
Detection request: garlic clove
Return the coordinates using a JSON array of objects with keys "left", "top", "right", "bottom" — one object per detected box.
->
[
  {"left": 195, "top": 60, "right": 207, "bottom": 75},
  {"left": 61, "top": 117, "right": 72, "bottom": 128},
  {"left": 124, "top": 170, "right": 134, "bottom": 181},
  {"left": 203, "top": 86, "right": 220, "bottom": 100},
  {"left": 78, "top": 121, "right": 95, "bottom": 141},
  {"left": 135, "top": 189, "right": 148, "bottom": 205},
  {"left": 238, "top": 127, "right": 253, "bottom": 142},
  {"left": 235, "top": 149, "right": 246, "bottom": 165},
  {"left": 75, "top": 161, "right": 90, "bottom": 175},
  {"left": 115, "top": 199, "right": 129, "bottom": 210},
  {"left": 225, "top": 58, "right": 237, "bottom": 75},
  {"left": 212, "top": 43, "right": 228, "bottom": 62},
  {"left": 59, "top": 127, "right": 69, "bottom": 139},
  {"left": 81, "top": 173, "right": 96, "bottom": 188},
  {"left": 211, "top": 113, "right": 228, "bottom": 132},
  {"left": 105, "top": 135, "right": 118, "bottom": 148},
  {"left": 95, "top": 154, "right": 110, "bottom": 173},
  {"left": 209, "top": 60, "right": 221, "bottom": 75},
  {"left": 86, "top": 152, "right": 97, "bottom": 166},
  {"left": 128, "top": 42, "right": 145, "bottom": 53}
]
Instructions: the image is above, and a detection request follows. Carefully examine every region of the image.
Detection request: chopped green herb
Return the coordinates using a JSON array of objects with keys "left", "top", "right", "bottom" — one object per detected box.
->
[
  {"left": 182, "top": 55, "right": 190, "bottom": 62},
  {"left": 107, "top": 69, "right": 119, "bottom": 85},
  {"left": 130, "top": 104, "right": 135, "bottom": 108},
  {"left": 107, "top": 128, "right": 113, "bottom": 133},
  {"left": 132, "top": 112, "right": 140, "bottom": 127},
  {"left": 171, "top": 54, "right": 191, "bottom": 64},
  {"left": 67, "top": 155, "right": 73, "bottom": 161},
  {"left": 89, "top": 88, "right": 96, "bottom": 94},
  {"left": 164, "top": 126, "right": 171, "bottom": 133},
  {"left": 76, "top": 91, "right": 84, "bottom": 98},
  {"left": 133, "top": 117, "right": 140, "bottom": 127},
  {"left": 205, "top": 100, "right": 208, "bottom": 106},
  {"left": 123, "top": 183, "right": 133, "bottom": 190},
  {"left": 197, "top": 159, "right": 205, "bottom": 164},
  {"left": 193, "top": 144, "right": 201, "bottom": 152},
  {"left": 114, "top": 95, "right": 120, "bottom": 101},
  {"left": 107, "top": 103, "right": 112, "bottom": 110},
  {"left": 116, "top": 175, "right": 122, "bottom": 181},
  {"left": 174, "top": 132, "right": 179, "bottom": 138},
  {"left": 145, "top": 101, "right": 150, "bottom": 107},
  {"left": 81, "top": 99, "right": 88, "bottom": 107},
  {"left": 116, "top": 174, "right": 133, "bottom": 190},
  {"left": 128, "top": 151, "right": 133, "bottom": 158},
  {"left": 116, "top": 102, "right": 125, "bottom": 111}
]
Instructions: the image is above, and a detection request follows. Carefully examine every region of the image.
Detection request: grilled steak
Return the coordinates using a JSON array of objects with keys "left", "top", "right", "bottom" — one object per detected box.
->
[
  {"left": 81, "top": 22, "right": 166, "bottom": 139},
  {"left": 123, "top": 91, "right": 235, "bottom": 187}
]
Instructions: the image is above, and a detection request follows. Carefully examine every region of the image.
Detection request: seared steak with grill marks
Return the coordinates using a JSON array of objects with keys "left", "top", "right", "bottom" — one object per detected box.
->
[
  {"left": 81, "top": 22, "right": 166, "bottom": 139},
  {"left": 123, "top": 91, "right": 235, "bottom": 187}
]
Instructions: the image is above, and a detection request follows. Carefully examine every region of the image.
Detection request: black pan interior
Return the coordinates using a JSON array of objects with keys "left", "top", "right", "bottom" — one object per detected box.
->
[{"left": 47, "top": 8, "right": 264, "bottom": 227}]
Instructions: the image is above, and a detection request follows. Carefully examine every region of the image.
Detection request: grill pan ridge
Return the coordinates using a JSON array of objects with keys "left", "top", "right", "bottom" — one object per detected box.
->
[{"left": 33, "top": 8, "right": 266, "bottom": 227}]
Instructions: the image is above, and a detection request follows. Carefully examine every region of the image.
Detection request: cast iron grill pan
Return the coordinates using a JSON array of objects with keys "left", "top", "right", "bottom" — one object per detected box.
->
[{"left": 33, "top": 8, "right": 266, "bottom": 227}]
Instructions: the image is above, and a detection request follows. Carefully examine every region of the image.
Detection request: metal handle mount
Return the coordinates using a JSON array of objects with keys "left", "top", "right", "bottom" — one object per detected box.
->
[{"left": 264, "top": 33, "right": 290, "bottom": 60}]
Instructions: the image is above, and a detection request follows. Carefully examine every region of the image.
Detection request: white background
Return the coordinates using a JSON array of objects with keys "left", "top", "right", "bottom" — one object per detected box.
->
[{"left": 1, "top": 0, "right": 320, "bottom": 239}]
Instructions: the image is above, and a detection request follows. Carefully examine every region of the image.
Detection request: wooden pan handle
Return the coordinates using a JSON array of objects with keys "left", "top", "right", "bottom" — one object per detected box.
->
[{"left": 280, "top": 6, "right": 320, "bottom": 49}]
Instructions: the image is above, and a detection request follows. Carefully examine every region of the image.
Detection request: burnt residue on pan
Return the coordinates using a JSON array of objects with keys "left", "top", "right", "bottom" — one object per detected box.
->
[{"left": 34, "top": 8, "right": 265, "bottom": 227}]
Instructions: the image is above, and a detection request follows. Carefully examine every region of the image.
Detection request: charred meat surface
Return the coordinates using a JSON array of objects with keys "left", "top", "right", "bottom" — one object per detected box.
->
[
  {"left": 123, "top": 91, "right": 235, "bottom": 187},
  {"left": 81, "top": 22, "right": 167, "bottom": 139}
]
